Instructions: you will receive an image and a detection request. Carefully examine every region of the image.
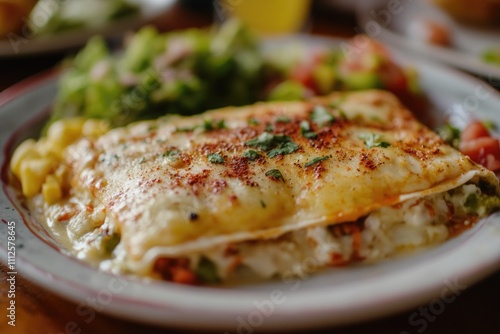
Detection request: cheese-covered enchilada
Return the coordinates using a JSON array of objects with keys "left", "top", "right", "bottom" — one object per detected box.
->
[{"left": 12, "top": 90, "right": 500, "bottom": 284}]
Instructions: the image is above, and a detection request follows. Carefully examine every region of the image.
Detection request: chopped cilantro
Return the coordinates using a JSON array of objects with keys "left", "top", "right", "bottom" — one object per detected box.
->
[
  {"left": 358, "top": 133, "right": 390, "bottom": 149},
  {"left": 311, "top": 105, "right": 335, "bottom": 127},
  {"left": 163, "top": 150, "right": 180, "bottom": 161},
  {"left": 242, "top": 150, "right": 261, "bottom": 161},
  {"left": 196, "top": 257, "right": 220, "bottom": 283},
  {"left": 175, "top": 125, "right": 198, "bottom": 133},
  {"left": 245, "top": 132, "right": 285, "bottom": 150},
  {"left": 265, "top": 124, "right": 274, "bottom": 132},
  {"left": 268, "top": 141, "right": 299, "bottom": 158},
  {"left": 464, "top": 193, "right": 478, "bottom": 213},
  {"left": 248, "top": 118, "right": 259, "bottom": 126},
  {"left": 276, "top": 115, "right": 291, "bottom": 123},
  {"left": 202, "top": 119, "right": 226, "bottom": 132},
  {"left": 245, "top": 132, "right": 299, "bottom": 157},
  {"left": 265, "top": 169, "right": 285, "bottom": 182},
  {"left": 300, "top": 120, "right": 317, "bottom": 139},
  {"left": 175, "top": 119, "right": 225, "bottom": 133},
  {"left": 208, "top": 153, "right": 225, "bottom": 164},
  {"left": 305, "top": 156, "right": 329, "bottom": 167}
]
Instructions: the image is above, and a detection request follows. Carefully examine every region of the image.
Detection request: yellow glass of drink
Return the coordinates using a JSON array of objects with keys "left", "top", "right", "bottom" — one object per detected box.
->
[{"left": 216, "top": 0, "right": 311, "bottom": 35}]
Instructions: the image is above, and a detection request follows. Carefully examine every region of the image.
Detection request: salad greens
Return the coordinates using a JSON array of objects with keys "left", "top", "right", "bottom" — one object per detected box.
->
[{"left": 48, "top": 19, "right": 420, "bottom": 129}]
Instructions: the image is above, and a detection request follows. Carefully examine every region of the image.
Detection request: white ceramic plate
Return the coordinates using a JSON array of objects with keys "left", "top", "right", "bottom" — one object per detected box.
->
[
  {"left": 0, "top": 0, "right": 175, "bottom": 57},
  {"left": 1, "top": 37, "right": 500, "bottom": 331},
  {"left": 356, "top": 0, "right": 500, "bottom": 80}
]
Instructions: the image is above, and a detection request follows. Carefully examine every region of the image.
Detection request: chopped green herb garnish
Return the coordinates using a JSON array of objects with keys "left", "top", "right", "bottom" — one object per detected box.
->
[
  {"left": 176, "top": 119, "right": 225, "bottom": 133},
  {"left": 208, "top": 153, "right": 225, "bottom": 164},
  {"left": 265, "top": 124, "right": 274, "bottom": 132},
  {"left": 242, "top": 150, "right": 261, "bottom": 161},
  {"left": 265, "top": 169, "right": 284, "bottom": 182},
  {"left": 245, "top": 132, "right": 285, "bottom": 150},
  {"left": 305, "top": 156, "right": 329, "bottom": 167},
  {"left": 196, "top": 257, "right": 220, "bottom": 283},
  {"left": 464, "top": 193, "right": 478, "bottom": 213},
  {"left": 300, "top": 120, "right": 317, "bottom": 139},
  {"left": 248, "top": 118, "right": 259, "bottom": 126},
  {"left": 245, "top": 132, "right": 279, "bottom": 150},
  {"left": 202, "top": 119, "right": 226, "bottom": 132},
  {"left": 175, "top": 125, "right": 198, "bottom": 132},
  {"left": 358, "top": 133, "right": 390, "bottom": 149},
  {"left": 276, "top": 115, "right": 291, "bottom": 123},
  {"left": 245, "top": 132, "right": 299, "bottom": 157},
  {"left": 311, "top": 105, "right": 335, "bottom": 127},
  {"left": 163, "top": 150, "right": 180, "bottom": 161},
  {"left": 259, "top": 199, "right": 266, "bottom": 208},
  {"left": 268, "top": 141, "right": 299, "bottom": 158},
  {"left": 436, "top": 124, "right": 461, "bottom": 149}
]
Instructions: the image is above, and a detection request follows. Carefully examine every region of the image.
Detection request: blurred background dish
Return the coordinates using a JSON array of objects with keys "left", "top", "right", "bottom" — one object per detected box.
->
[
  {"left": 356, "top": 0, "right": 500, "bottom": 79},
  {"left": 0, "top": 0, "right": 175, "bottom": 57}
]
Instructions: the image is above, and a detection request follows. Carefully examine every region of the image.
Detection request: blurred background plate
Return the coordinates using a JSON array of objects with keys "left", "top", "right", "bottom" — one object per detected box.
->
[
  {"left": 356, "top": 0, "right": 500, "bottom": 80},
  {"left": 0, "top": 0, "right": 175, "bottom": 57}
]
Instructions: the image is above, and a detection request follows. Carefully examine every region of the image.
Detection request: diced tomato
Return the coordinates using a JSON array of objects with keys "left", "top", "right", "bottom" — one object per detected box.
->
[
  {"left": 153, "top": 257, "right": 199, "bottom": 285},
  {"left": 385, "top": 70, "right": 408, "bottom": 93},
  {"left": 291, "top": 64, "right": 317, "bottom": 92},
  {"left": 338, "top": 37, "right": 410, "bottom": 94},
  {"left": 170, "top": 267, "right": 198, "bottom": 285},
  {"left": 461, "top": 121, "right": 490, "bottom": 142},
  {"left": 459, "top": 136, "right": 500, "bottom": 171},
  {"left": 330, "top": 253, "right": 349, "bottom": 267},
  {"left": 289, "top": 51, "right": 326, "bottom": 94}
]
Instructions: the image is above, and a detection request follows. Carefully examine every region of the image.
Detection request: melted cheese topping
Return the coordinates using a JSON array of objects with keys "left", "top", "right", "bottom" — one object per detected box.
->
[{"left": 40, "top": 90, "right": 498, "bottom": 273}]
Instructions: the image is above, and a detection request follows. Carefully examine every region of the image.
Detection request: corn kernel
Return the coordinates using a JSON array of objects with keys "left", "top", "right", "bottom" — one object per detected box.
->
[
  {"left": 10, "top": 139, "right": 40, "bottom": 179},
  {"left": 42, "top": 175, "right": 62, "bottom": 204},
  {"left": 47, "top": 118, "right": 85, "bottom": 148},
  {"left": 35, "top": 137, "right": 60, "bottom": 161},
  {"left": 82, "top": 119, "right": 110, "bottom": 139},
  {"left": 20, "top": 158, "right": 53, "bottom": 197}
]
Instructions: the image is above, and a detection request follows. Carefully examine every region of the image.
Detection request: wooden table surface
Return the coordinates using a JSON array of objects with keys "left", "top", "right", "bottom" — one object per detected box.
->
[{"left": 1, "top": 2, "right": 500, "bottom": 333}]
